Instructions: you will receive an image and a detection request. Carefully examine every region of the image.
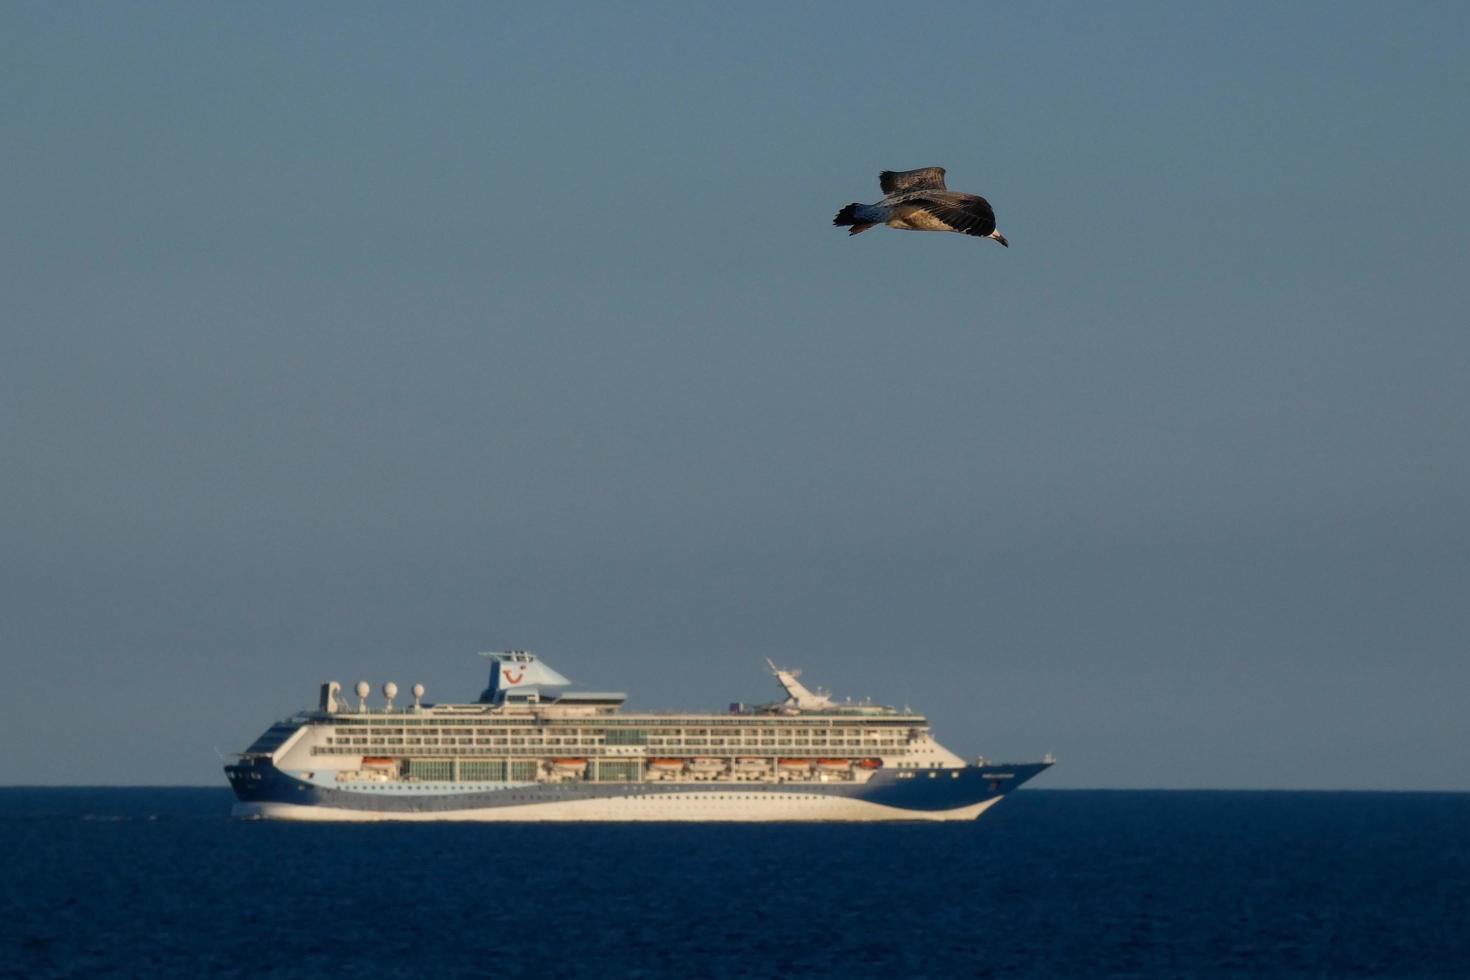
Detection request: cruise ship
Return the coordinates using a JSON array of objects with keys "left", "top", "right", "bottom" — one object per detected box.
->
[{"left": 225, "top": 651, "right": 1052, "bottom": 822}]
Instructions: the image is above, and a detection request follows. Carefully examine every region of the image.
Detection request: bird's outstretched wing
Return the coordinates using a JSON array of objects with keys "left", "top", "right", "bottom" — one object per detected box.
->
[
  {"left": 899, "top": 193, "right": 997, "bottom": 237},
  {"left": 880, "top": 167, "right": 947, "bottom": 195}
]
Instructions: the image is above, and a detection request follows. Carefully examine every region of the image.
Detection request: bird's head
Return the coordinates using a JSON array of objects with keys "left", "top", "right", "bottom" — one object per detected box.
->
[{"left": 988, "top": 229, "right": 1009, "bottom": 248}]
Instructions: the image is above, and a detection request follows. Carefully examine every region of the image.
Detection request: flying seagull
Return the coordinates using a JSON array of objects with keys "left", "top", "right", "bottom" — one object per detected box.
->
[{"left": 833, "top": 167, "right": 1008, "bottom": 246}]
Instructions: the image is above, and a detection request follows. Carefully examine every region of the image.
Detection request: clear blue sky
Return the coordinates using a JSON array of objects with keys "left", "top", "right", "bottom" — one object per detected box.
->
[{"left": 3, "top": 2, "right": 1467, "bottom": 788}]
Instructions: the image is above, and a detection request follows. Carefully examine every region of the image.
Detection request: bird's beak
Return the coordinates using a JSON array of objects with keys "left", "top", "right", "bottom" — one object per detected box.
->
[{"left": 988, "top": 230, "right": 1008, "bottom": 247}]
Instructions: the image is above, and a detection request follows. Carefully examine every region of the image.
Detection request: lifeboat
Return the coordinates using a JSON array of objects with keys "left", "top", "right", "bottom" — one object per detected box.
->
[
  {"left": 360, "top": 757, "right": 396, "bottom": 768},
  {"left": 816, "top": 759, "right": 851, "bottom": 770},
  {"left": 551, "top": 758, "right": 587, "bottom": 769},
  {"left": 688, "top": 757, "right": 724, "bottom": 770},
  {"left": 777, "top": 758, "right": 812, "bottom": 769},
  {"left": 857, "top": 758, "right": 883, "bottom": 769},
  {"left": 733, "top": 757, "right": 769, "bottom": 768},
  {"left": 648, "top": 758, "right": 685, "bottom": 769}
]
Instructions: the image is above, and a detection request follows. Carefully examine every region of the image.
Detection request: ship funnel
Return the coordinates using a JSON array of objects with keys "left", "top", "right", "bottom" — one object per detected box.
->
[{"left": 477, "top": 650, "right": 572, "bottom": 704}]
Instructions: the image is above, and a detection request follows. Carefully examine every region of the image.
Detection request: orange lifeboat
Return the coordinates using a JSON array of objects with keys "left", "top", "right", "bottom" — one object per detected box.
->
[
  {"left": 360, "top": 757, "right": 396, "bottom": 768},
  {"left": 857, "top": 758, "right": 883, "bottom": 769},
  {"left": 777, "top": 758, "right": 812, "bottom": 769},
  {"left": 816, "top": 758, "right": 851, "bottom": 770},
  {"left": 551, "top": 758, "right": 587, "bottom": 767}
]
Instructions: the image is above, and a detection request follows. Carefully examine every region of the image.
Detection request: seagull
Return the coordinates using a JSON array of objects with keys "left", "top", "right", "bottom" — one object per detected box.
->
[{"left": 833, "top": 167, "right": 1008, "bottom": 246}]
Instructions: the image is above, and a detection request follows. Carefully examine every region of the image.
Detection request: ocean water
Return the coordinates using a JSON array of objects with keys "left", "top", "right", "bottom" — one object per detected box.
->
[{"left": 3, "top": 789, "right": 1467, "bottom": 979}]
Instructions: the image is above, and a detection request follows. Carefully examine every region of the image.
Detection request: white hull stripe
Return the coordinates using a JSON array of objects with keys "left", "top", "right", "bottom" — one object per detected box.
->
[{"left": 234, "top": 794, "right": 1004, "bottom": 823}]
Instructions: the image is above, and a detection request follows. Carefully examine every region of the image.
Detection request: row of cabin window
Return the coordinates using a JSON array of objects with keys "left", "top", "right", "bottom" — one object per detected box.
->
[
  {"left": 331, "top": 720, "right": 907, "bottom": 736},
  {"left": 326, "top": 736, "right": 900, "bottom": 748},
  {"left": 335, "top": 715, "right": 915, "bottom": 726}
]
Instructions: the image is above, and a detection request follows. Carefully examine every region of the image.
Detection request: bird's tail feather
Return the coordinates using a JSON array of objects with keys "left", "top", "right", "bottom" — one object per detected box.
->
[{"left": 835, "top": 203, "right": 880, "bottom": 234}]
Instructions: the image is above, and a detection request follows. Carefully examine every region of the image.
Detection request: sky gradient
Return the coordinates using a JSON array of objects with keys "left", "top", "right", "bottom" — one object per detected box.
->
[{"left": 3, "top": 2, "right": 1468, "bottom": 788}]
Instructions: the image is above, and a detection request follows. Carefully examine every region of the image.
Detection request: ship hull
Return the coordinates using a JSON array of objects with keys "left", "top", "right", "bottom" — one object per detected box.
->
[{"left": 226, "top": 759, "right": 1050, "bottom": 823}]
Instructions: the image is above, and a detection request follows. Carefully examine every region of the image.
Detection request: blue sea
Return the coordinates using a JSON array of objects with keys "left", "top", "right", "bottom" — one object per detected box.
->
[{"left": 3, "top": 789, "right": 1467, "bottom": 979}]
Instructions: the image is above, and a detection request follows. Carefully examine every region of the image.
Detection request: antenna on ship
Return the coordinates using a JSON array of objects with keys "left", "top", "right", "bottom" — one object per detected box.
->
[
  {"left": 355, "top": 680, "right": 370, "bottom": 712},
  {"left": 412, "top": 683, "right": 425, "bottom": 710}
]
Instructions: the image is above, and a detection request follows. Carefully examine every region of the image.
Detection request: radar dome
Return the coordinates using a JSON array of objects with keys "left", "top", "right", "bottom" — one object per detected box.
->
[
  {"left": 355, "top": 681, "right": 371, "bottom": 699},
  {"left": 412, "top": 683, "right": 425, "bottom": 699},
  {"left": 383, "top": 681, "right": 398, "bottom": 700}
]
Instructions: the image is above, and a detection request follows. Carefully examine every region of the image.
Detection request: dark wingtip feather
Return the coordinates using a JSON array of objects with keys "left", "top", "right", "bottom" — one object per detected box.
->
[{"left": 833, "top": 203, "right": 860, "bottom": 226}]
